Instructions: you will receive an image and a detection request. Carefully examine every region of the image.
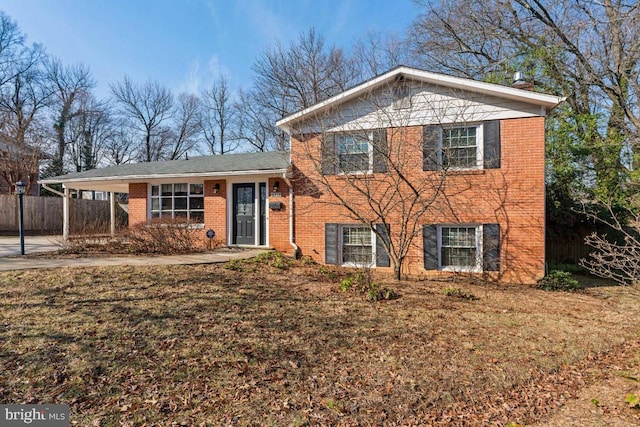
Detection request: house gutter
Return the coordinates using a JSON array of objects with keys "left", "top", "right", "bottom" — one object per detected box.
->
[{"left": 282, "top": 173, "right": 300, "bottom": 258}]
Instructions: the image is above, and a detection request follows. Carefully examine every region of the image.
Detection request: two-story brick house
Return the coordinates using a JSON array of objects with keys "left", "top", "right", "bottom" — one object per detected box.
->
[
  {"left": 277, "top": 66, "right": 564, "bottom": 283},
  {"left": 41, "top": 66, "right": 563, "bottom": 283}
]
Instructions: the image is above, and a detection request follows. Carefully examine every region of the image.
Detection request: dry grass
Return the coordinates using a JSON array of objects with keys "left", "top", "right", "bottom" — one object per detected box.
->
[{"left": 0, "top": 257, "right": 639, "bottom": 426}]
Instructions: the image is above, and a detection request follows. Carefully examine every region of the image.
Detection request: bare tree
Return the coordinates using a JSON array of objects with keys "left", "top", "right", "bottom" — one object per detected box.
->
[
  {"left": 110, "top": 76, "right": 174, "bottom": 162},
  {"left": 46, "top": 58, "right": 95, "bottom": 176},
  {"left": 580, "top": 199, "right": 640, "bottom": 285},
  {"left": 0, "top": 12, "right": 50, "bottom": 193},
  {"left": 66, "top": 93, "right": 113, "bottom": 171},
  {"left": 166, "top": 92, "right": 201, "bottom": 159},
  {"left": 0, "top": 12, "right": 41, "bottom": 88},
  {"left": 200, "top": 74, "right": 238, "bottom": 154},
  {"left": 234, "top": 88, "right": 279, "bottom": 152},
  {"left": 250, "top": 28, "right": 358, "bottom": 149},
  {"left": 352, "top": 30, "right": 414, "bottom": 79},
  {"left": 103, "top": 126, "right": 135, "bottom": 165}
]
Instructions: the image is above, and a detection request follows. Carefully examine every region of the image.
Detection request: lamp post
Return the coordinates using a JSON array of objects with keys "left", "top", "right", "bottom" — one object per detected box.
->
[{"left": 15, "top": 180, "right": 26, "bottom": 256}]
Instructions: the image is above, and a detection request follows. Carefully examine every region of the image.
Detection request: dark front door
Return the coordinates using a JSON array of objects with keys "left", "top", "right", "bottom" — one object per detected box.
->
[{"left": 233, "top": 183, "right": 255, "bottom": 245}]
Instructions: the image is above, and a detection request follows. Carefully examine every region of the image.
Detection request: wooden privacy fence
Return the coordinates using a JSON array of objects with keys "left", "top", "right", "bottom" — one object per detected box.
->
[
  {"left": 546, "top": 236, "right": 593, "bottom": 265},
  {"left": 0, "top": 194, "right": 123, "bottom": 234}
]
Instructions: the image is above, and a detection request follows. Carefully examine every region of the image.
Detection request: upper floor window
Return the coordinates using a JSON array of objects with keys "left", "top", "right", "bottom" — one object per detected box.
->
[
  {"left": 423, "top": 120, "right": 501, "bottom": 171},
  {"left": 322, "top": 129, "right": 388, "bottom": 175},
  {"left": 442, "top": 126, "right": 480, "bottom": 169},
  {"left": 337, "top": 133, "right": 372, "bottom": 173},
  {"left": 150, "top": 183, "right": 204, "bottom": 223}
]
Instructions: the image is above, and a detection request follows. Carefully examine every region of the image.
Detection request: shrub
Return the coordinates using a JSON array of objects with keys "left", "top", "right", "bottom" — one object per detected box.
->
[
  {"left": 254, "top": 251, "right": 290, "bottom": 269},
  {"left": 537, "top": 270, "right": 580, "bottom": 292},
  {"left": 124, "top": 217, "right": 210, "bottom": 254},
  {"left": 224, "top": 259, "right": 244, "bottom": 271},
  {"left": 301, "top": 255, "right": 316, "bottom": 265},
  {"left": 338, "top": 273, "right": 397, "bottom": 301},
  {"left": 339, "top": 277, "right": 353, "bottom": 292},
  {"left": 442, "top": 286, "right": 479, "bottom": 301},
  {"left": 626, "top": 392, "right": 639, "bottom": 409}
]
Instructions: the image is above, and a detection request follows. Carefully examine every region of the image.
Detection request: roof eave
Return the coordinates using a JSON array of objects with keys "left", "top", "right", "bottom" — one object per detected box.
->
[
  {"left": 276, "top": 66, "right": 566, "bottom": 133},
  {"left": 39, "top": 168, "right": 290, "bottom": 185}
]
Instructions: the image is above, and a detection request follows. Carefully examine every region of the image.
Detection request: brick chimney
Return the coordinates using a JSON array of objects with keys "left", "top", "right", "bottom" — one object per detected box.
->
[{"left": 511, "top": 71, "right": 534, "bottom": 91}]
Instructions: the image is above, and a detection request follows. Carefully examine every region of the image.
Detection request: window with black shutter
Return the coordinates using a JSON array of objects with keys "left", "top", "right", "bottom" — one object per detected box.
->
[
  {"left": 325, "top": 223, "right": 389, "bottom": 267},
  {"left": 423, "top": 223, "right": 501, "bottom": 272},
  {"left": 422, "top": 120, "right": 501, "bottom": 171},
  {"left": 322, "top": 129, "right": 387, "bottom": 175}
]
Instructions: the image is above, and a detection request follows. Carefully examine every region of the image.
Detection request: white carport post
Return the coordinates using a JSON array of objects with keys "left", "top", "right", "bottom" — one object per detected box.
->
[
  {"left": 62, "top": 185, "right": 70, "bottom": 240},
  {"left": 110, "top": 192, "right": 116, "bottom": 236}
]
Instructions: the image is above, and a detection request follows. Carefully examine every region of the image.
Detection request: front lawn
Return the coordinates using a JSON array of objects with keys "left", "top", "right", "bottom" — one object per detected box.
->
[{"left": 0, "top": 256, "right": 639, "bottom": 426}]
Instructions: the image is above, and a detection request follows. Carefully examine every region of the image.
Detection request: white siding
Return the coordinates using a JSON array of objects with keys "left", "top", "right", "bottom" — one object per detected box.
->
[{"left": 292, "top": 82, "right": 545, "bottom": 134}]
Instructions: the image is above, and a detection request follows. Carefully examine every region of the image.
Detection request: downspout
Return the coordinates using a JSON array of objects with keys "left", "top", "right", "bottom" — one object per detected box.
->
[
  {"left": 42, "top": 183, "right": 65, "bottom": 197},
  {"left": 282, "top": 173, "right": 300, "bottom": 258}
]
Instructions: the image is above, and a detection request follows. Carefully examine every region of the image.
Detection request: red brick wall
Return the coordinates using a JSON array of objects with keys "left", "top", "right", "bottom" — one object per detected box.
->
[
  {"left": 126, "top": 179, "right": 292, "bottom": 252},
  {"left": 128, "top": 183, "right": 148, "bottom": 226},
  {"left": 290, "top": 117, "right": 546, "bottom": 284},
  {"left": 268, "top": 178, "right": 292, "bottom": 255},
  {"left": 204, "top": 180, "right": 227, "bottom": 247}
]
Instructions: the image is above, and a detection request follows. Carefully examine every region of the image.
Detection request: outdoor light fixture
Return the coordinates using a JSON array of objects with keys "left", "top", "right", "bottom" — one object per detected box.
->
[
  {"left": 15, "top": 180, "right": 26, "bottom": 256},
  {"left": 213, "top": 183, "right": 220, "bottom": 194},
  {"left": 273, "top": 180, "right": 280, "bottom": 192}
]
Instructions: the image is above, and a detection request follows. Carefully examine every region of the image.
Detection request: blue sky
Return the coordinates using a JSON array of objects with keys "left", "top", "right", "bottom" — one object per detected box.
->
[{"left": 3, "top": 0, "right": 420, "bottom": 97}]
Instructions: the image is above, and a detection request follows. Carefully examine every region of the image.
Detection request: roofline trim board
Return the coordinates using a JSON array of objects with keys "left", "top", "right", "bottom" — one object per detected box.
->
[
  {"left": 276, "top": 66, "right": 566, "bottom": 134},
  {"left": 39, "top": 168, "right": 289, "bottom": 185}
]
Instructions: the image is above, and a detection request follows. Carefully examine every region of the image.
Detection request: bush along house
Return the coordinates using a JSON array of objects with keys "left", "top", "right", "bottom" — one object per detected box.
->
[{"left": 41, "top": 66, "right": 563, "bottom": 284}]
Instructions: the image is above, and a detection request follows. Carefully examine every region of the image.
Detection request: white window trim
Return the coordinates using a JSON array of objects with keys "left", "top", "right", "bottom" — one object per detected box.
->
[
  {"left": 336, "top": 132, "right": 374, "bottom": 175},
  {"left": 441, "top": 123, "right": 484, "bottom": 170},
  {"left": 148, "top": 182, "right": 205, "bottom": 224},
  {"left": 437, "top": 224, "right": 483, "bottom": 273},
  {"left": 225, "top": 177, "right": 273, "bottom": 248},
  {"left": 338, "top": 224, "right": 377, "bottom": 268}
]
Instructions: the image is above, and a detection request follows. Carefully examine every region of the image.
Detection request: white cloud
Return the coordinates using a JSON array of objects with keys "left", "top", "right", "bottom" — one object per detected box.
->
[{"left": 177, "top": 55, "right": 232, "bottom": 95}]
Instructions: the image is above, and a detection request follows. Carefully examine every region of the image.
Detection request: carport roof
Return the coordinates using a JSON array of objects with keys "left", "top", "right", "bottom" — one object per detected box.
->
[{"left": 39, "top": 151, "right": 291, "bottom": 193}]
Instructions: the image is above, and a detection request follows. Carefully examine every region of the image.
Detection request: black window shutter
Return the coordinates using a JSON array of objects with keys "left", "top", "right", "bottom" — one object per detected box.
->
[
  {"left": 483, "top": 120, "right": 501, "bottom": 169},
  {"left": 483, "top": 223, "right": 500, "bottom": 271},
  {"left": 423, "top": 224, "right": 438, "bottom": 270},
  {"left": 375, "top": 223, "right": 391, "bottom": 267},
  {"left": 372, "top": 129, "right": 388, "bottom": 173},
  {"left": 423, "top": 126, "right": 442, "bottom": 171},
  {"left": 325, "top": 223, "right": 339, "bottom": 265},
  {"left": 321, "top": 134, "right": 337, "bottom": 175}
]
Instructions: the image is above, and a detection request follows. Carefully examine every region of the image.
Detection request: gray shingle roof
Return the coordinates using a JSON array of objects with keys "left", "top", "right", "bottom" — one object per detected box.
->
[{"left": 41, "top": 151, "right": 290, "bottom": 183}]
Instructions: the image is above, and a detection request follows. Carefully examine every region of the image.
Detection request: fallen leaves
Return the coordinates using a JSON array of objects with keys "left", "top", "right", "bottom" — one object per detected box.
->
[{"left": 0, "top": 263, "right": 639, "bottom": 425}]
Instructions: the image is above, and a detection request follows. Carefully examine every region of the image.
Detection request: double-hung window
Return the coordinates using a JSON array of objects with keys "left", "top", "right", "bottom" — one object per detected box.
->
[
  {"left": 341, "top": 225, "right": 374, "bottom": 266},
  {"left": 439, "top": 226, "right": 481, "bottom": 271},
  {"left": 423, "top": 223, "right": 500, "bottom": 272},
  {"left": 423, "top": 121, "right": 500, "bottom": 171},
  {"left": 150, "top": 183, "right": 204, "bottom": 223},
  {"left": 337, "top": 133, "right": 372, "bottom": 173},
  {"left": 442, "top": 125, "right": 482, "bottom": 169}
]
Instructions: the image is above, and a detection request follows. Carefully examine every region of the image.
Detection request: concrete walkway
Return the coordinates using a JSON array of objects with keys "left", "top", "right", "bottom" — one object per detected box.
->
[
  {"left": 0, "top": 235, "right": 65, "bottom": 257},
  {"left": 0, "top": 236, "right": 265, "bottom": 271}
]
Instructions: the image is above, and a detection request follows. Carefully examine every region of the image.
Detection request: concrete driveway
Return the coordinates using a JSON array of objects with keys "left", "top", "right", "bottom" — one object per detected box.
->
[
  {"left": 0, "top": 235, "right": 268, "bottom": 272},
  {"left": 0, "top": 235, "right": 64, "bottom": 257}
]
